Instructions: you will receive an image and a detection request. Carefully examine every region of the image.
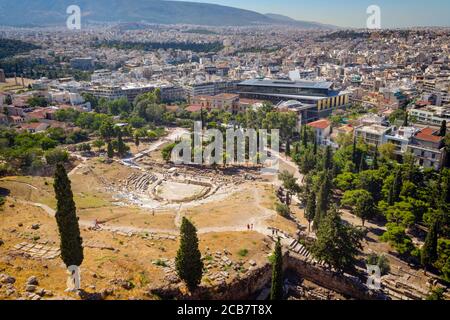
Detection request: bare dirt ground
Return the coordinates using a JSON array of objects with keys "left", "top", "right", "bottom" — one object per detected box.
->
[
  {"left": 0, "top": 129, "right": 298, "bottom": 300},
  {"left": 0, "top": 128, "right": 439, "bottom": 300}
]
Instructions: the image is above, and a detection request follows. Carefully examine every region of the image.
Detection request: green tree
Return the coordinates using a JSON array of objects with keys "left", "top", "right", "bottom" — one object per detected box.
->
[
  {"left": 161, "top": 142, "right": 177, "bottom": 162},
  {"left": 439, "top": 120, "right": 447, "bottom": 137},
  {"left": 175, "top": 217, "right": 203, "bottom": 291},
  {"left": 278, "top": 170, "right": 300, "bottom": 204},
  {"left": 380, "top": 223, "right": 415, "bottom": 256},
  {"left": 275, "top": 203, "right": 291, "bottom": 218},
  {"left": 134, "top": 134, "right": 140, "bottom": 148},
  {"left": 99, "top": 119, "right": 115, "bottom": 141},
  {"left": 107, "top": 142, "right": 114, "bottom": 159},
  {"left": 304, "top": 190, "right": 316, "bottom": 232},
  {"left": 421, "top": 219, "right": 439, "bottom": 270},
  {"left": 45, "top": 148, "right": 69, "bottom": 165},
  {"left": 323, "top": 146, "right": 333, "bottom": 170},
  {"left": 342, "top": 189, "right": 375, "bottom": 226},
  {"left": 270, "top": 239, "right": 284, "bottom": 300},
  {"left": 53, "top": 163, "right": 83, "bottom": 268},
  {"left": 116, "top": 131, "right": 128, "bottom": 157},
  {"left": 372, "top": 145, "right": 379, "bottom": 169},
  {"left": 314, "top": 172, "right": 332, "bottom": 229},
  {"left": 93, "top": 139, "right": 105, "bottom": 151},
  {"left": 285, "top": 139, "right": 291, "bottom": 156},
  {"left": 388, "top": 168, "right": 403, "bottom": 205},
  {"left": 5, "top": 95, "right": 12, "bottom": 105},
  {"left": 311, "top": 207, "right": 364, "bottom": 272}
]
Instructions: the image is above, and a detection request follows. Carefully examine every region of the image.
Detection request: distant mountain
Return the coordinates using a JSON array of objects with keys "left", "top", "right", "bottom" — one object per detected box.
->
[
  {"left": 0, "top": 0, "right": 335, "bottom": 28},
  {"left": 265, "top": 13, "right": 336, "bottom": 29}
]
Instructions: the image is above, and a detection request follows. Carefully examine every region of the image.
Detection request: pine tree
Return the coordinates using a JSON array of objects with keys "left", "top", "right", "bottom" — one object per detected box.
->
[
  {"left": 439, "top": 120, "right": 447, "bottom": 137},
  {"left": 311, "top": 207, "right": 363, "bottom": 272},
  {"left": 175, "top": 217, "right": 203, "bottom": 291},
  {"left": 421, "top": 219, "right": 439, "bottom": 270},
  {"left": 53, "top": 163, "right": 83, "bottom": 268},
  {"left": 270, "top": 239, "right": 283, "bottom": 300},
  {"left": 107, "top": 142, "right": 114, "bottom": 159}
]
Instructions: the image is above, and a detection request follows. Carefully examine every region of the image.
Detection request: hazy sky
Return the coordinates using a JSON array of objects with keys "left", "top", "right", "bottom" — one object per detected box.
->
[{"left": 185, "top": 0, "right": 450, "bottom": 28}]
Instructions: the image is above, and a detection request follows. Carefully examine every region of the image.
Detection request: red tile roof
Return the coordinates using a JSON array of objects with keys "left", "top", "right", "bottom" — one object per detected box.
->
[
  {"left": 186, "top": 104, "right": 204, "bottom": 112},
  {"left": 416, "top": 127, "right": 442, "bottom": 143},
  {"left": 307, "top": 119, "right": 331, "bottom": 130}
]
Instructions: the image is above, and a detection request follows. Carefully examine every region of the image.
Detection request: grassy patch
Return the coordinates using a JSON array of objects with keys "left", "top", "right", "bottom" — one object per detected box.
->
[{"left": 237, "top": 249, "right": 249, "bottom": 257}]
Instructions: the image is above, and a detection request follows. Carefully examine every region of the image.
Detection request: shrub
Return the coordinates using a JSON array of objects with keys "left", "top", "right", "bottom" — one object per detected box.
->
[
  {"left": 238, "top": 249, "right": 249, "bottom": 257},
  {"left": 45, "top": 148, "right": 69, "bottom": 165},
  {"left": 275, "top": 203, "right": 291, "bottom": 218}
]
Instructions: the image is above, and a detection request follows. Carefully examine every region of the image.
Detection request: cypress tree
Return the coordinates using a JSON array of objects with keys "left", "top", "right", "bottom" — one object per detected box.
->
[
  {"left": 421, "top": 219, "right": 439, "bottom": 270},
  {"left": 323, "top": 146, "right": 332, "bottom": 170},
  {"left": 270, "top": 239, "right": 283, "bottom": 300},
  {"left": 392, "top": 168, "right": 403, "bottom": 203},
  {"left": 314, "top": 172, "right": 331, "bottom": 229},
  {"left": 302, "top": 126, "right": 308, "bottom": 148},
  {"left": 107, "top": 141, "right": 114, "bottom": 159},
  {"left": 403, "top": 112, "right": 409, "bottom": 127},
  {"left": 439, "top": 120, "right": 447, "bottom": 137},
  {"left": 352, "top": 138, "right": 358, "bottom": 168},
  {"left": 359, "top": 152, "right": 367, "bottom": 172},
  {"left": 5, "top": 95, "right": 12, "bottom": 105},
  {"left": 313, "top": 135, "right": 318, "bottom": 155},
  {"left": 175, "top": 217, "right": 203, "bottom": 291},
  {"left": 372, "top": 145, "right": 379, "bottom": 170},
  {"left": 285, "top": 139, "right": 291, "bottom": 156},
  {"left": 134, "top": 134, "right": 140, "bottom": 148},
  {"left": 293, "top": 143, "right": 299, "bottom": 155},
  {"left": 305, "top": 191, "right": 316, "bottom": 232},
  {"left": 117, "top": 131, "right": 127, "bottom": 157},
  {"left": 53, "top": 163, "right": 83, "bottom": 268}
]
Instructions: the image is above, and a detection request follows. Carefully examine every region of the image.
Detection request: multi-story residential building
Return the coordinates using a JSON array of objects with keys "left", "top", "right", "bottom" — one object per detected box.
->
[
  {"left": 85, "top": 85, "right": 126, "bottom": 100},
  {"left": 409, "top": 105, "right": 450, "bottom": 126},
  {"left": 354, "top": 124, "right": 393, "bottom": 146},
  {"left": 407, "top": 127, "right": 446, "bottom": 170},
  {"left": 307, "top": 119, "right": 332, "bottom": 145},
  {"left": 385, "top": 126, "right": 419, "bottom": 155}
]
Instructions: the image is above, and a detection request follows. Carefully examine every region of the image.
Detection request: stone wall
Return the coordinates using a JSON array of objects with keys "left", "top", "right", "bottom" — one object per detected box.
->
[{"left": 149, "top": 253, "right": 385, "bottom": 300}]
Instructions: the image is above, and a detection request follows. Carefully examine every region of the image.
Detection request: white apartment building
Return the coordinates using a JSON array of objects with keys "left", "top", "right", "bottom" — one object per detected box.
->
[{"left": 409, "top": 105, "right": 450, "bottom": 126}]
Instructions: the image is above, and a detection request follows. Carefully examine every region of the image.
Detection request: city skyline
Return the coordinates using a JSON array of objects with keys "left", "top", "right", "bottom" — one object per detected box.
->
[{"left": 187, "top": 0, "right": 450, "bottom": 28}]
